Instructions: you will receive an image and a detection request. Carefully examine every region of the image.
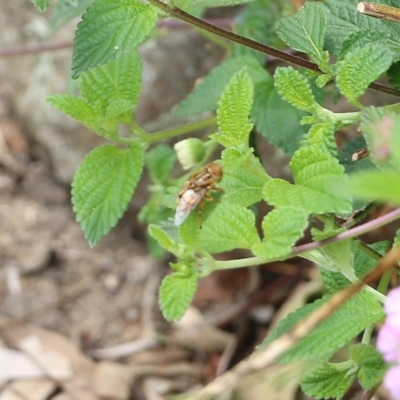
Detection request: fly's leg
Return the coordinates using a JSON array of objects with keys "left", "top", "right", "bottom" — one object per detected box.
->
[{"left": 198, "top": 198, "right": 205, "bottom": 228}]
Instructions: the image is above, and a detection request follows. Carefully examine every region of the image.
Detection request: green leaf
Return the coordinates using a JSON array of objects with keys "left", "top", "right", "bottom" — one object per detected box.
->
[
  {"left": 261, "top": 291, "right": 384, "bottom": 362},
  {"left": 159, "top": 271, "right": 198, "bottom": 321},
  {"left": 80, "top": 51, "right": 142, "bottom": 115},
  {"left": 349, "top": 170, "right": 400, "bottom": 204},
  {"left": 350, "top": 344, "right": 386, "bottom": 390},
  {"left": 321, "top": 241, "right": 388, "bottom": 293},
  {"left": 213, "top": 69, "right": 254, "bottom": 148},
  {"left": 338, "top": 29, "right": 391, "bottom": 62},
  {"left": 276, "top": 2, "right": 327, "bottom": 65},
  {"left": 336, "top": 43, "right": 394, "bottom": 103},
  {"left": 388, "top": 61, "right": 400, "bottom": 90},
  {"left": 232, "top": 1, "right": 281, "bottom": 64},
  {"left": 324, "top": 0, "right": 400, "bottom": 56},
  {"left": 301, "top": 361, "right": 358, "bottom": 400},
  {"left": 281, "top": 291, "right": 384, "bottom": 363},
  {"left": 301, "top": 122, "right": 337, "bottom": 156},
  {"left": 252, "top": 207, "right": 309, "bottom": 259},
  {"left": 176, "top": 55, "right": 269, "bottom": 116},
  {"left": 71, "top": 0, "right": 157, "bottom": 78},
  {"left": 145, "top": 144, "right": 176, "bottom": 185},
  {"left": 72, "top": 142, "right": 144, "bottom": 247},
  {"left": 199, "top": 203, "right": 260, "bottom": 253},
  {"left": 190, "top": 0, "right": 255, "bottom": 7},
  {"left": 221, "top": 148, "right": 268, "bottom": 207},
  {"left": 47, "top": 95, "right": 98, "bottom": 130},
  {"left": 274, "top": 67, "right": 319, "bottom": 113},
  {"left": 50, "top": 0, "right": 95, "bottom": 31},
  {"left": 304, "top": 238, "right": 357, "bottom": 283},
  {"left": 252, "top": 81, "right": 307, "bottom": 154},
  {"left": 30, "top": 0, "right": 50, "bottom": 12},
  {"left": 148, "top": 223, "right": 179, "bottom": 255},
  {"left": 263, "top": 146, "right": 352, "bottom": 214}
]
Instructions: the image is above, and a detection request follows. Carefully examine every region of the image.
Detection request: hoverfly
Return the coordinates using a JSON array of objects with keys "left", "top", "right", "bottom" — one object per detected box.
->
[{"left": 174, "top": 162, "right": 223, "bottom": 226}]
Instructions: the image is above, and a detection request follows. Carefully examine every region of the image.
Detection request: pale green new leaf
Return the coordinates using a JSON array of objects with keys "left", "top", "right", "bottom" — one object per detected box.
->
[
  {"left": 80, "top": 51, "right": 142, "bottom": 113},
  {"left": 276, "top": 2, "right": 327, "bottom": 64},
  {"left": 221, "top": 149, "right": 269, "bottom": 207},
  {"left": 214, "top": 69, "right": 254, "bottom": 147},
  {"left": 274, "top": 67, "right": 318, "bottom": 113},
  {"left": 47, "top": 95, "right": 97, "bottom": 130},
  {"left": 190, "top": 0, "right": 255, "bottom": 7},
  {"left": 252, "top": 207, "right": 309, "bottom": 259},
  {"left": 176, "top": 55, "right": 269, "bottom": 116},
  {"left": 336, "top": 43, "right": 394, "bottom": 103},
  {"left": 148, "top": 224, "right": 179, "bottom": 256},
  {"left": 263, "top": 147, "right": 352, "bottom": 214},
  {"left": 350, "top": 344, "right": 386, "bottom": 390},
  {"left": 301, "top": 122, "right": 337, "bottom": 156},
  {"left": 301, "top": 361, "right": 358, "bottom": 400},
  {"left": 30, "top": 0, "right": 50, "bottom": 12},
  {"left": 159, "top": 271, "right": 198, "bottom": 321},
  {"left": 199, "top": 203, "right": 260, "bottom": 253},
  {"left": 349, "top": 170, "right": 400, "bottom": 204},
  {"left": 72, "top": 142, "right": 144, "bottom": 247},
  {"left": 71, "top": 0, "right": 157, "bottom": 78}
]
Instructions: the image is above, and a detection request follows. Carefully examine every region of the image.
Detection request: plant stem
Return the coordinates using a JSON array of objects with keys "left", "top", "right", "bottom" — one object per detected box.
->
[
  {"left": 148, "top": 0, "right": 321, "bottom": 72},
  {"left": 213, "top": 208, "right": 400, "bottom": 270},
  {"left": 145, "top": 117, "right": 217, "bottom": 143},
  {"left": 147, "top": 0, "right": 400, "bottom": 98}
]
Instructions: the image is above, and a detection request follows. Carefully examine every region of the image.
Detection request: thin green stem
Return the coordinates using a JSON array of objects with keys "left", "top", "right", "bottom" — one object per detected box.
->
[
  {"left": 362, "top": 325, "right": 374, "bottom": 344},
  {"left": 145, "top": 117, "right": 217, "bottom": 143}
]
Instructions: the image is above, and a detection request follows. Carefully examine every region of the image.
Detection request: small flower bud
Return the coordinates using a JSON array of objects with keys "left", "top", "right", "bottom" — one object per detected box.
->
[{"left": 174, "top": 138, "right": 206, "bottom": 170}]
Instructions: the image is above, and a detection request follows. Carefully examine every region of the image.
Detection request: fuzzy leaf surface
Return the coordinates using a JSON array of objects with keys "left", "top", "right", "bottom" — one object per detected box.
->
[
  {"left": 301, "top": 361, "right": 357, "bottom": 400},
  {"left": 262, "top": 291, "right": 384, "bottom": 363},
  {"left": 176, "top": 56, "right": 269, "bottom": 116},
  {"left": 350, "top": 344, "right": 386, "bottom": 390},
  {"left": 148, "top": 224, "right": 179, "bottom": 256},
  {"left": 159, "top": 271, "right": 198, "bottom": 321},
  {"left": 336, "top": 43, "right": 393, "bottom": 102},
  {"left": 221, "top": 149, "right": 269, "bottom": 207},
  {"left": 252, "top": 207, "right": 309, "bottom": 259},
  {"left": 281, "top": 291, "right": 384, "bottom": 362},
  {"left": 276, "top": 2, "right": 327, "bottom": 64},
  {"left": 263, "top": 147, "right": 352, "bottom": 214},
  {"left": 72, "top": 143, "right": 144, "bottom": 247},
  {"left": 80, "top": 51, "right": 142, "bottom": 115},
  {"left": 47, "top": 95, "right": 97, "bottom": 130},
  {"left": 199, "top": 203, "right": 260, "bottom": 253},
  {"left": 71, "top": 0, "right": 157, "bottom": 78},
  {"left": 324, "top": 0, "right": 400, "bottom": 56},
  {"left": 214, "top": 69, "right": 254, "bottom": 147},
  {"left": 274, "top": 67, "right": 317, "bottom": 113}
]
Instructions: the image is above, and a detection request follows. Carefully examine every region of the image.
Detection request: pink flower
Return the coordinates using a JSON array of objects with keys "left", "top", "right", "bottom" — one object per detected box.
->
[
  {"left": 377, "top": 288, "right": 400, "bottom": 400},
  {"left": 384, "top": 365, "right": 400, "bottom": 400}
]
